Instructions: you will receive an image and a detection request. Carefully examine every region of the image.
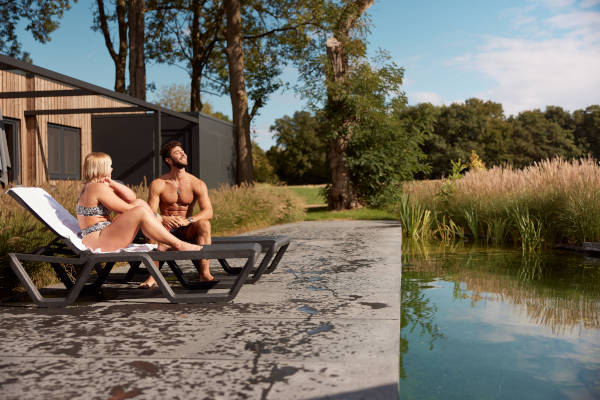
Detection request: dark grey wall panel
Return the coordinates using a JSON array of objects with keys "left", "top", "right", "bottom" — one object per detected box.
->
[
  {"left": 91, "top": 114, "right": 155, "bottom": 186},
  {"left": 92, "top": 112, "right": 235, "bottom": 189},
  {"left": 197, "top": 113, "right": 236, "bottom": 188}
]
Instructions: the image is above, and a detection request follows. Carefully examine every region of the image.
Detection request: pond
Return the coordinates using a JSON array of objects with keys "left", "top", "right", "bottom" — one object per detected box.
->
[{"left": 400, "top": 242, "right": 600, "bottom": 400}]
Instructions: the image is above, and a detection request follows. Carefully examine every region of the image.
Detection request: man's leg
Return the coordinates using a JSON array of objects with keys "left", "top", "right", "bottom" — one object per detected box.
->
[{"left": 186, "top": 219, "right": 214, "bottom": 281}]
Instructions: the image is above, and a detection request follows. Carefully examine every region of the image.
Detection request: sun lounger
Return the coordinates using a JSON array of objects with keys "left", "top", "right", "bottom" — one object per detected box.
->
[
  {"left": 123, "top": 234, "right": 291, "bottom": 285},
  {"left": 6, "top": 187, "right": 261, "bottom": 307}
]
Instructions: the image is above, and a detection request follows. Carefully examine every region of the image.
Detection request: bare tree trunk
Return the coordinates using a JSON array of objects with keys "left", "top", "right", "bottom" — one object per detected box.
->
[
  {"left": 128, "top": 0, "right": 146, "bottom": 100},
  {"left": 224, "top": 0, "right": 254, "bottom": 185},
  {"left": 96, "top": 0, "right": 128, "bottom": 93},
  {"left": 190, "top": 0, "right": 203, "bottom": 112},
  {"left": 324, "top": 0, "right": 373, "bottom": 210}
]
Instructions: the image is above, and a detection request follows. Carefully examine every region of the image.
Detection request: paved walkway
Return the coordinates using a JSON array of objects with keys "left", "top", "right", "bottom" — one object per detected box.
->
[{"left": 0, "top": 220, "right": 402, "bottom": 400}]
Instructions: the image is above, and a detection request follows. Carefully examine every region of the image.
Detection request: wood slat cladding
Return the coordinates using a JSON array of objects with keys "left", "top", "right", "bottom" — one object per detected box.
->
[{"left": 0, "top": 70, "right": 139, "bottom": 185}]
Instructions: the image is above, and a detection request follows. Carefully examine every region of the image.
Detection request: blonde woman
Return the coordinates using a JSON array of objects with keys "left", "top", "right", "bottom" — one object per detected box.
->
[{"left": 77, "top": 152, "right": 203, "bottom": 256}]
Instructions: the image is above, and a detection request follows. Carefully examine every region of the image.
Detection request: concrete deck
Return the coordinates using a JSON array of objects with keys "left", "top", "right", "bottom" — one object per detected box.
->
[{"left": 0, "top": 220, "right": 402, "bottom": 400}]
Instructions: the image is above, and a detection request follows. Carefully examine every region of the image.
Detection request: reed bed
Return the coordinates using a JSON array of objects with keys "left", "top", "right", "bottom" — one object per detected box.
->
[
  {"left": 0, "top": 181, "right": 305, "bottom": 294},
  {"left": 400, "top": 157, "right": 600, "bottom": 248}
]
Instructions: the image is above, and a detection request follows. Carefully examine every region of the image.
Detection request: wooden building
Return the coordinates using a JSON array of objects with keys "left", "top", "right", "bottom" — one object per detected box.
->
[{"left": 0, "top": 54, "right": 235, "bottom": 188}]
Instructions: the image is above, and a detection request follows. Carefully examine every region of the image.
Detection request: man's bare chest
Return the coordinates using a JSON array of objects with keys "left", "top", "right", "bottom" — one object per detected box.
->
[{"left": 160, "top": 181, "right": 194, "bottom": 207}]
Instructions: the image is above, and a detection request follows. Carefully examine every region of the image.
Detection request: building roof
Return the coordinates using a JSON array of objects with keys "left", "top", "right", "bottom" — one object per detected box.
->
[{"left": 0, "top": 54, "right": 198, "bottom": 124}]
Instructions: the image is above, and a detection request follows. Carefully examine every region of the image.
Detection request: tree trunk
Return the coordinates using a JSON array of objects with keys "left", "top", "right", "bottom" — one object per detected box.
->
[
  {"left": 128, "top": 0, "right": 146, "bottom": 100},
  {"left": 224, "top": 0, "right": 254, "bottom": 185},
  {"left": 328, "top": 134, "right": 359, "bottom": 209},
  {"left": 324, "top": 0, "right": 373, "bottom": 210},
  {"left": 96, "top": 0, "right": 128, "bottom": 93},
  {"left": 190, "top": 0, "right": 203, "bottom": 112}
]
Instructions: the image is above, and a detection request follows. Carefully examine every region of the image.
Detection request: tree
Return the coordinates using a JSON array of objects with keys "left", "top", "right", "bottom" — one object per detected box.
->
[
  {"left": 224, "top": 0, "right": 254, "bottom": 184},
  {"left": 154, "top": 82, "right": 231, "bottom": 121},
  {"left": 507, "top": 109, "right": 581, "bottom": 168},
  {"left": 321, "top": 0, "right": 374, "bottom": 210},
  {"left": 573, "top": 105, "right": 600, "bottom": 159},
  {"left": 0, "top": 0, "right": 74, "bottom": 62},
  {"left": 267, "top": 111, "right": 328, "bottom": 184},
  {"left": 93, "top": 0, "right": 128, "bottom": 93},
  {"left": 222, "top": 0, "right": 318, "bottom": 185},
  {"left": 93, "top": 0, "right": 146, "bottom": 97},
  {"left": 424, "top": 98, "right": 511, "bottom": 178},
  {"left": 343, "top": 59, "right": 428, "bottom": 205},
  {"left": 146, "top": 0, "right": 224, "bottom": 111},
  {"left": 128, "top": 0, "right": 146, "bottom": 99},
  {"left": 252, "top": 142, "right": 278, "bottom": 183}
]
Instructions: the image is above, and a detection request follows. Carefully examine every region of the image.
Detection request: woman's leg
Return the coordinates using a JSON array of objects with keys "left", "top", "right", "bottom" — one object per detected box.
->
[{"left": 86, "top": 206, "right": 202, "bottom": 252}]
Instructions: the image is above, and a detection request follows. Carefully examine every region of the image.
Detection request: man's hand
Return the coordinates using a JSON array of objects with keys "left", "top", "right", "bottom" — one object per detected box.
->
[{"left": 162, "top": 215, "right": 189, "bottom": 230}]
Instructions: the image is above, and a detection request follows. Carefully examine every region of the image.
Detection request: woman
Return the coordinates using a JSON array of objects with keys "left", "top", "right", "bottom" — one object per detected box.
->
[{"left": 77, "top": 152, "right": 202, "bottom": 255}]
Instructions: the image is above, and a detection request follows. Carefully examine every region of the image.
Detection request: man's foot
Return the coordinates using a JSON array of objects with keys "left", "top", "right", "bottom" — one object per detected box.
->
[
  {"left": 199, "top": 271, "right": 215, "bottom": 281},
  {"left": 139, "top": 276, "right": 158, "bottom": 288}
]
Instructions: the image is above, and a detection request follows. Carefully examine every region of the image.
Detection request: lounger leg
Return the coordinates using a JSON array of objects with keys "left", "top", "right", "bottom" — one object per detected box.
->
[
  {"left": 8, "top": 253, "right": 95, "bottom": 307},
  {"left": 122, "top": 261, "right": 142, "bottom": 282},
  {"left": 217, "top": 246, "right": 276, "bottom": 284},
  {"left": 264, "top": 243, "right": 289, "bottom": 274}
]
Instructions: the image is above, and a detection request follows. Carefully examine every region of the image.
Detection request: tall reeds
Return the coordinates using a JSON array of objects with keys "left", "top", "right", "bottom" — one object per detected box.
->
[{"left": 401, "top": 157, "right": 600, "bottom": 248}]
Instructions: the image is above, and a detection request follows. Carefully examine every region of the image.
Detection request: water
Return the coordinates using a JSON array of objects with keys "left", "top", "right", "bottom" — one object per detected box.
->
[{"left": 400, "top": 243, "right": 600, "bottom": 400}]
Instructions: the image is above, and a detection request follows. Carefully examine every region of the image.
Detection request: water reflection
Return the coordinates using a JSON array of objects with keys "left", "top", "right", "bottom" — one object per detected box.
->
[{"left": 401, "top": 241, "right": 600, "bottom": 399}]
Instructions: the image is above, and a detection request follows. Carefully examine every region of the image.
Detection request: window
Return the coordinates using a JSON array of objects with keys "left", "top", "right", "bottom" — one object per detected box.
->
[
  {"left": 48, "top": 123, "right": 80, "bottom": 180},
  {"left": 1, "top": 118, "right": 20, "bottom": 183}
]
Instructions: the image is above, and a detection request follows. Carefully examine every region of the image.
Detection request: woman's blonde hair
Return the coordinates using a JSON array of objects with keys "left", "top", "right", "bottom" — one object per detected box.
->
[{"left": 83, "top": 152, "right": 112, "bottom": 183}]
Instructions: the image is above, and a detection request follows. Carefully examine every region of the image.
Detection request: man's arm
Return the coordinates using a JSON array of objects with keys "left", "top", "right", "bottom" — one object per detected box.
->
[
  {"left": 187, "top": 178, "right": 213, "bottom": 222},
  {"left": 147, "top": 180, "right": 162, "bottom": 213}
]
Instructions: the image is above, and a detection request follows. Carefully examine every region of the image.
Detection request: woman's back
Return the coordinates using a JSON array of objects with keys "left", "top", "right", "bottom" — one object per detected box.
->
[{"left": 77, "top": 183, "right": 111, "bottom": 230}]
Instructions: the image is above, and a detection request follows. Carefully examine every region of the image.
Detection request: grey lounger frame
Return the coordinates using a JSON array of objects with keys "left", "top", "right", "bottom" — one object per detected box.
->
[
  {"left": 121, "top": 235, "right": 291, "bottom": 284},
  {"left": 6, "top": 188, "right": 261, "bottom": 307}
]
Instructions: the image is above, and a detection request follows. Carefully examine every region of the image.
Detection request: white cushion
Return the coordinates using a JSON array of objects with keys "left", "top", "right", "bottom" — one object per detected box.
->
[{"left": 8, "top": 187, "right": 157, "bottom": 254}]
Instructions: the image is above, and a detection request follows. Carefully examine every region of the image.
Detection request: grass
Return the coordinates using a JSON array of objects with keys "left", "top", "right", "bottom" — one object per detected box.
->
[
  {"left": 304, "top": 206, "right": 396, "bottom": 221},
  {"left": 285, "top": 184, "right": 396, "bottom": 221},
  {"left": 400, "top": 157, "right": 600, "bottom": 249},
  {"left": 286, "top": 185, "right": 327, "bottom": 206}
]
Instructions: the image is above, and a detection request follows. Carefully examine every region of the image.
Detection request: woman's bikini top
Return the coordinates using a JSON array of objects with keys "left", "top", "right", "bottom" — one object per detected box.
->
[
  {"left": 76, "top": 202, "right": 110, "bottom": 217},
  {"left": 76, "top": 184, "right": 110, "bottom": 217}
]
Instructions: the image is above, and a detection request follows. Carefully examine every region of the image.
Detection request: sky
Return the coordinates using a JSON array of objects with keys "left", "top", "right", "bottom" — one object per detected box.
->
[{"left": 13, "top": 0, "right": 600, "bottom": 149}]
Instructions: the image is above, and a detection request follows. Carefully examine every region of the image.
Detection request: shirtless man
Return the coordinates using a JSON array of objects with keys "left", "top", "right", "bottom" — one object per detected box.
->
[{"left": 140, "top": 140, "right": 214, "bottom": 287}]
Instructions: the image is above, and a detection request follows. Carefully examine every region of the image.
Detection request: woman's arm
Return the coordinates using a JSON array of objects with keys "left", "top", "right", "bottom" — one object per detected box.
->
[
  {"left": 95, "top": 183, "right": 148, "bottom": 214},
  {"left": 107, "top": 178, "right": 137, "bottom": 203}
]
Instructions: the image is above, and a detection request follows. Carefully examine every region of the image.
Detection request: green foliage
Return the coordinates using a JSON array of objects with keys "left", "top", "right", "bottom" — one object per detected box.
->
[
  {"left": 397, "top": 194, "right": 433, "bottom": 240},
  {"left": 410, "top": 100, "right": 589, "bottom": 178},
  {"left": 573, "top": 105, "right": 600, "bottom": 159},
  {"left": 510, "top": 204, "right": 543, "bottom": 253},
  {"left": 506, "top": 109, "right": 581, "bottom": 169},
  {"left": 0, "top": 0, "right": 73, "bottom": 61},
  {"left": 485, "top": 216, "right": 510, "bottom": 246},
  {"left": 463, "top": 207, "right": 479, "bottom": 242},
  {"left": 267, "top": 111, "right": 329, "bottom": 184},
  {"left": 340, "top": 57, "right": 429, "bottom": 206},
  {"left": 252, "top": 142, "right": 279, "bottom": 184}
]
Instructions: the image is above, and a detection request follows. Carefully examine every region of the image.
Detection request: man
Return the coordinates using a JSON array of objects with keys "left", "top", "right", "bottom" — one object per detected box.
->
[{"left": 140, "top": 140, "right": 214, "bottom": 287}]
